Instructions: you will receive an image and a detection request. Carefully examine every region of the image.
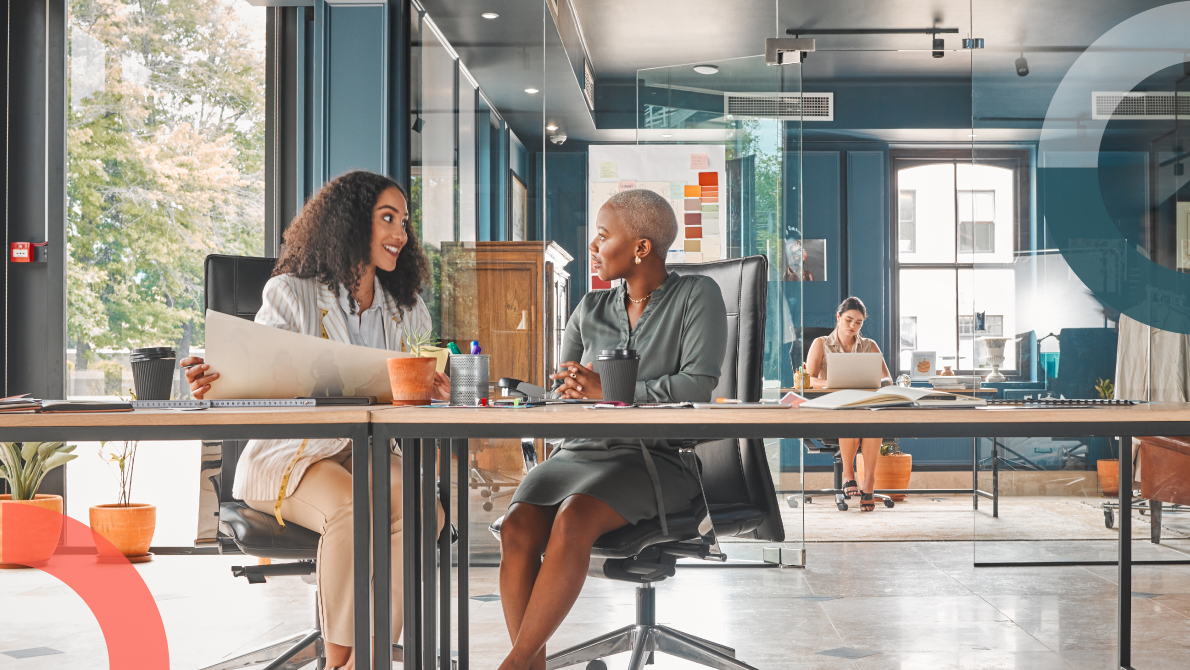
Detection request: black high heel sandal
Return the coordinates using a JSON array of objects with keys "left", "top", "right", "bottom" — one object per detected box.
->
[
  {"left": 842, "top": 479, "right": 859, "bottom": 498},
  {"left": 860, "top": 492, "right": 875, "bottom": 512}
]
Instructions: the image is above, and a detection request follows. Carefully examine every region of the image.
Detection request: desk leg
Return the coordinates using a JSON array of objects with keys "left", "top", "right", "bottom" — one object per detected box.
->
[
  {"left": 404, "top": 438, "right": 422, "bottom": 670},
  {"left": 992, "top": 440, "right": 999, "bottom": 519},
  {"left": 373, "top": 429, "right": 392, "bottom": 669},
  {"left": 439, "top": 439, "right": 452, "bottom": 670},
  {"left": 422, "top": 436, "right": 438, "bottom": 670},
  {"left": 972, "top": 439, "right": 979, "bottom": 511},
  {"left": 351, "top": 427, "right": 372, "bottom": 670},
  {"left": 1118, "top": 435, "right": 1133, "bottom": 670},
  {"left": 456, "top": 438, "right": 469, "bottom": 670}
]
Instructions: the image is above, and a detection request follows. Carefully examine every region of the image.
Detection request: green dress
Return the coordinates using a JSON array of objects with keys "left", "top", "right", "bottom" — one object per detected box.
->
[{"left": 510, "top": 272, "right": 728, "bottom": 527}]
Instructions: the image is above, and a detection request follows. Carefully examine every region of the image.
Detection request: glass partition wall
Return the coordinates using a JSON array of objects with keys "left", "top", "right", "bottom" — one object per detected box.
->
[{"left": 971, "top": 0, "right": 1190, "bottom": 567}]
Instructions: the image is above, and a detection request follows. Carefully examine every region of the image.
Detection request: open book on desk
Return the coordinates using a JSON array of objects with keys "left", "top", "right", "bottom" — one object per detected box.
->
[{"left": 800, "top": 386, "right": 987, "bottom": 409}]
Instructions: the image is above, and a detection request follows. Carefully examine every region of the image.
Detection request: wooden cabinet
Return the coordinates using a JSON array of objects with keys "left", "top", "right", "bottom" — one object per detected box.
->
[{"left": 439, "top": 241, "right": 573, "bottom": 387}]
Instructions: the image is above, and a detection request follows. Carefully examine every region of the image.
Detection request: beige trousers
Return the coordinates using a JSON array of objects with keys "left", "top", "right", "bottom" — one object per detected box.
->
[{"left": 246, "top": 450, "right": 444, "bottom": 647}]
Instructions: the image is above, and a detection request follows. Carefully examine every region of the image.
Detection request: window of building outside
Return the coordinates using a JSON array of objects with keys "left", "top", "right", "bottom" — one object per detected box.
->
[
  {"left": 65, "top": 0, "right": 266, "bottom": 545},
  {"left": 895, "top": 159, "right": 1018, "bottom": 374}
]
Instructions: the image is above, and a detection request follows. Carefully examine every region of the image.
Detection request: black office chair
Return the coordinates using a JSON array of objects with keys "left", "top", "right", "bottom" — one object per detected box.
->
[
  {"left": 492, "top": 256, "right": 783, "bottom": 670},
  {"left": 198, "top": 254, "right": 330, "bottom": 670}
]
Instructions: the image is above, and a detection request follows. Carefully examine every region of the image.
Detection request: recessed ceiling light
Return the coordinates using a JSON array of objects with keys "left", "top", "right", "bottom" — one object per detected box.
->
[
  {"left": 661, "top": 133, "right": 673, "bottom": 137},
  {"left": 546, "top": 124, "right": 557, "bottom": 131},
  {"left": 481, "top": 12, "right": 498, "bottom": 19},
  {"left": 525, "top": 88, "right": 539, "bottom": 94},
  {"left": 693, "top": 65, "right": 719, "bottom": 75}
]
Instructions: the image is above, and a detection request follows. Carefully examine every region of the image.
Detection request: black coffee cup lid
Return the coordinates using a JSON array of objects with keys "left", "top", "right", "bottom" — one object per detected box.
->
[
  {"left": 598, "top": 349, "right": 639, "bottom": 360},
  {"left": 131, "top": 346, "right": 176, "bottom": 361}
]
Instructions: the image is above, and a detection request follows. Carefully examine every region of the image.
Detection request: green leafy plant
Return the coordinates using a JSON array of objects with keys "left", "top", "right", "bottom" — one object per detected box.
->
[
  {"left": 99, "top": 441, "right": 139, "bottom": 507},
  {"left": 880, "top": 440, "right": 904, "bottom": 457},
  {"left": 403, "top": 323, "right": 436, "bottom": 359},
  {"left": 1095, "top": 378, "right": 1114, "bottom": 400},
  {"left": 0, "top": 442, "right": 78, "bottom": 500}
]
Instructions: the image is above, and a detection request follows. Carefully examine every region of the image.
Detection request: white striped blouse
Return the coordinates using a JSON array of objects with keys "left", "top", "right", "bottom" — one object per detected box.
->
[{"left": 231, "top": 273, "right": 432, "bottom": 503}]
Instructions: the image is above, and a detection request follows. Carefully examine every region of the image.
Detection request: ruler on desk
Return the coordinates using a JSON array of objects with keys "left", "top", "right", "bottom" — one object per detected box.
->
[{"left": 131, "top": 399, "right": 318, "bottom": 409}]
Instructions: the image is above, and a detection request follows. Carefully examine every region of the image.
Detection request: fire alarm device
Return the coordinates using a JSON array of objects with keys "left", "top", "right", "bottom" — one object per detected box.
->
[{"left": 10, "top": 241, "right": 48, "bottom": 263}]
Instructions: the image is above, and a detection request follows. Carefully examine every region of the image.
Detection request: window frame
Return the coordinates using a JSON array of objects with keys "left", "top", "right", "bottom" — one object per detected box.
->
[{"left": 888, "top": 149, "right": 1031, "bottom": 377}]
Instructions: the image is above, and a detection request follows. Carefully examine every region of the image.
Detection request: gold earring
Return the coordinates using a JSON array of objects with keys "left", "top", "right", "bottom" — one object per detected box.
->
[{"left": 635, "top": 256, "right": 641, "bottom": 265}]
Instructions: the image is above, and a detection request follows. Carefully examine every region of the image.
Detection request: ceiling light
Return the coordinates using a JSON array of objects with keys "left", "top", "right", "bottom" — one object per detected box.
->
[
  {"left": 546, "top": 124, "right": 557, "bottom": 131},
  {"left": 661, "top": 133, "right": 673, "bottom": 137},
  {"left": 693, "top": 65, "right": 719, "bottom": 75},
  {"left": 481, "top": 12, "right": 498, "bottom": 19},
  {"left": 1015, "top": 54, "right": 1029, "bottom": 77},
  {"left": 525, "top": 88, "right": 539, "bottom": 94}
]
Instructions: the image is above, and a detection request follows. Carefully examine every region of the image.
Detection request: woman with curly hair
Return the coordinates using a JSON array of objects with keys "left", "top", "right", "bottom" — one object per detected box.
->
[{"left": 181, "top": 170, "right": 445, "bottom": 670}]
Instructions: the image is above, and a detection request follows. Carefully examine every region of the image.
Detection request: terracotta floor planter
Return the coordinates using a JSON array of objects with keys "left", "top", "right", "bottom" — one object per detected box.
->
[
  {"left": 0, "top": 494, "right": 63, "bottom": 568},
  {"left": 387, "top": 357, "right": 436, "bottom": 406},
  {"left": 90, "top": 503, "right": 156, "bottom": 562},
  {"left": 856, "top": 453, "right": 913, "bottom": 501},
  {"left": 1097, "top": 459, "right": 1120, "bottom": 497}
]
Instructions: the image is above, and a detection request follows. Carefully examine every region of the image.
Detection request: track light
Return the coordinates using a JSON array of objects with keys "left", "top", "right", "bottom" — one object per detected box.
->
[
  {"left": 1015, "top": 53, "right": 1029, "bottom": 77},
  {"left": 933, "top": 38, "right": 944, "bottom": 59}
]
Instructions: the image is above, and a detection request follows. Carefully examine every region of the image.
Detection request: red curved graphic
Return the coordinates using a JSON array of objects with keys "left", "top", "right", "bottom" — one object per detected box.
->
[{"left": 1, "top": 504, "right": 169, "bottom": 668}]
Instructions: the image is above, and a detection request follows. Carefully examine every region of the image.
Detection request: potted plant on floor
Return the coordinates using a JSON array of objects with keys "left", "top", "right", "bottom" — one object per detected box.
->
[
  {"left": 1094, "top": 378, "right": 1120, "bottom": 497},
  {"left": 387, "top": 325, "right": 438, "bottom": 406},
  {"left": 0, "top": 442, "right": 77, "bottom": 568},
  {"left": 89, "top": 440, "right": 156, "bottom": 563},
  {"left": 856, "top": 439, "right": 913, "bottom": 502}
]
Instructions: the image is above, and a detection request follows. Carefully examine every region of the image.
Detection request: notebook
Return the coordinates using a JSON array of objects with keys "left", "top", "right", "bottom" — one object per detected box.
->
[{"left": 800, "top": 387, "right": 986, "bottom": 410}]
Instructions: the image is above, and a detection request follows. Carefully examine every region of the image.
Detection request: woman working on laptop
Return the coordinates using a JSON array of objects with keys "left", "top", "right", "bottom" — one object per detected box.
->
[{"left": 805, "top": 296, "right": 891, "bottom": 512}]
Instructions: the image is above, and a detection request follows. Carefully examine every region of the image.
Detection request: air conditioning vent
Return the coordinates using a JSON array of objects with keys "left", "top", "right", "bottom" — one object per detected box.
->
[
  {"left": 1092, "top": 91, "right": 1190, "bottom": 120},
  {"left": 724, "top": 92, "right": 833, "bottom": 121}
]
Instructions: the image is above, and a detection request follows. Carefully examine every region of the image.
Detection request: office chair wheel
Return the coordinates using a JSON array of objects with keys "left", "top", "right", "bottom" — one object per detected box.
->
[
  {"left": 884, "top": 499, "right": 895, "bottom": 508},
  {"left": 586, "top": 660, "right": 607, "bottom": 670},
  {"left": 483, "top": 501, "right": 494, "bottom": 512},
  {"left": 1104, "top": 509, "right": 1114, "bottom": 529},
  {"left": 805, "top": 496, "right": 813, "bottom": 504},
  {"left": 786, "top": 496, "right": 799, "bottom": 508},
  {"left": 837, "top": 502, "right": 848, "bottom": 511}
]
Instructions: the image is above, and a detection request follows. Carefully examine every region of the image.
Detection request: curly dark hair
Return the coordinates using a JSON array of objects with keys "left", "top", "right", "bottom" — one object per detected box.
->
[{"left": 274, "top": 170, "right": 430, "bottom": 314}]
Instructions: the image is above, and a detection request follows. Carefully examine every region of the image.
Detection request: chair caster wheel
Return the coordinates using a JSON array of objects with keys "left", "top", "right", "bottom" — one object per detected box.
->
[
  {"left": 805, "top": 497, "right": 812, "bottom": 504},
  {"left": 483, "top": 502, "right": 493, "bottom": 512},
  {"left": 884, "top": 499, "right": 895, "bottom": 508},
  {"left": 786, "top": 496, "right": 799, "bottom": 508},
  {"left": 1104, "top": 509, "right": 1114, "bottom": 529},
  {"left": 586, "top": 660, "right": 607, "bottom": 670},
  {"left": 837, "top": 502, "right": 848, "bottom": 511}
]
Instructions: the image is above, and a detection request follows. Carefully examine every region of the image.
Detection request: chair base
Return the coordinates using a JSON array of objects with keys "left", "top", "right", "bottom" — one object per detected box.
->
[
  {"left": 546, "top": 584, "right": 757, "bottom": 670},
  {"left": 199, "top": 629, "right": 323, "bottom": 670}
]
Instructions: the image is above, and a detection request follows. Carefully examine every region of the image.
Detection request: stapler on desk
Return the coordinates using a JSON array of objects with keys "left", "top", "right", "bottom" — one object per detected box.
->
[{"left": 497, "top": 378, "right": 546, "bottom": 402}]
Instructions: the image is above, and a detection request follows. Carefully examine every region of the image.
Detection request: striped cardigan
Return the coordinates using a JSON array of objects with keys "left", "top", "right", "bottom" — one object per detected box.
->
[{"left": 231, "top": 273, "right": 432, "bottom": 502}]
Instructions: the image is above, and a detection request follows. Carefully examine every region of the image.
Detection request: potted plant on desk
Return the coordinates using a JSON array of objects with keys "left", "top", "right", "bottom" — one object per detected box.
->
[
  {"left": 0, "top": 442, "right": 77, "bottom": 568},
  {"left": 89, "top": 440, "right": 156, "bottom": 563},
  {"left": 856, "top": 439, "right": 913, "bottom": 502},
  {"left": 387, "top": 325, "right": 438, "bottom": 406}
]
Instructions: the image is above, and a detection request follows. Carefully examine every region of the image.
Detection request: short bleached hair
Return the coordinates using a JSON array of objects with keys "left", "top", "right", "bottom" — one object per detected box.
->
[{"left": 603, "top": 189, "right": 678, "bottom": 255}]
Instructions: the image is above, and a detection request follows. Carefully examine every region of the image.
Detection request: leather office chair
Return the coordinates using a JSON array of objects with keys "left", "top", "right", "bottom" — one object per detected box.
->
[
  {"left": 199, "top": 254, "right": 329, "bottom": 670},
  {"left": 492, "top": 256, "right": 784, "bottom": 670}
]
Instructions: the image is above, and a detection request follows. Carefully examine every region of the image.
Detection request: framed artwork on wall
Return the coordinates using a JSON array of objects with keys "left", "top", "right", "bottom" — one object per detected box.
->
[
  {"left": 910, "top": 350, "right": 936, "bottom": 380},
  {"left": 511, "top": 172, "right": 527, "bottom": 241}
]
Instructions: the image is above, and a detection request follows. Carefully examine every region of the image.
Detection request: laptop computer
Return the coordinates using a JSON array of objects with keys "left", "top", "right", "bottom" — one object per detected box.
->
[{"left": 824, "top": 352, "right": 884, "bottom": 389}]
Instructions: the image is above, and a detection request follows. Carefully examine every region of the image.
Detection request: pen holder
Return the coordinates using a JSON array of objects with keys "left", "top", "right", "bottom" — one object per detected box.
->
[
  {"left": 449, "top": 354, "right": 489, "bottom": 406},
  {"left": 130, "top": 347, "right": 176, "bottom": 401},
  {"left": 594, "top": 349, "right": 639, "bottom": 405}
]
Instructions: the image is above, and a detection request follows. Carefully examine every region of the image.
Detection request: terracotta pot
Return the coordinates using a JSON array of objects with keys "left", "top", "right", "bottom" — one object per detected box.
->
[
  {"left": 1097, "top": 459, "right": 1120, "bottom": 498},
  {"left": 0, "top": 494, "right": 63, "bottom": 568},
  {"left": 856, "top": 452, "right": 913, "bottom": 501},
  {"left": 387, "top": 357, "right": 436, "bottom": 406},
  {"left": 89, "top": 503, "right": 156, "bottom": 560}
]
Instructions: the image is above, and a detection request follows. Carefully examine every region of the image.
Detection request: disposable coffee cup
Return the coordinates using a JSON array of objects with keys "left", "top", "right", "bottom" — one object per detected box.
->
[
  {"left": 594, "top": 349, "right": 640, "bottom": 405},
  {"left": 449, "top": 354, "right": 490, "bottom": 406},
  {"left": 130, "top": 347, "right": 176, "bottom": 401}
]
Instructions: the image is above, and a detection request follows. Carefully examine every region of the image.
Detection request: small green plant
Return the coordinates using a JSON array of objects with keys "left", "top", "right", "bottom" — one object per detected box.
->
[
  {"left": 0, "top": 442, "right": 78, "bottom": 500},
  {"left": 403, "top": 323, "right": 436, "bottom": 358},
  {"left": 880, "top": 440, "right": 903, "bottom": 457},
  {"left": 99, "top": 441, "right": 139, "bottom": 507},
  {"left": 1095, "top": 378, "right": 1114, "bottom": 400}
]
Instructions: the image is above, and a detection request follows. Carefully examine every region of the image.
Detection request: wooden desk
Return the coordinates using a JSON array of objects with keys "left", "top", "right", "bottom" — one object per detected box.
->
[
  {"left": 372, "top": 401, "right": 1190, "bottom": 670},
  {"left": 0, "top": 407, "right": 388, "bottom": 670}
]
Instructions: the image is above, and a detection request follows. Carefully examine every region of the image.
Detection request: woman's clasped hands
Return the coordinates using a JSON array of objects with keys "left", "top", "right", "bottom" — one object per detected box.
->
[{"left": 550, "top": 361, "right": 603, "bottom": 399}]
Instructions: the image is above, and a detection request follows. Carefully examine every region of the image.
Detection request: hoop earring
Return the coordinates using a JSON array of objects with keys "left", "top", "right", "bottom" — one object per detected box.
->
[{"left": 634, "top": 256, "right": 641, "bottom": 265}]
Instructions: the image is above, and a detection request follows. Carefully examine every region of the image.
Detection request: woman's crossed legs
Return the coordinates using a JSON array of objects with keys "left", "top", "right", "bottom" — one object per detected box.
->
[{"left": 498, "top": 495, "right": 629, "bottom": 670}]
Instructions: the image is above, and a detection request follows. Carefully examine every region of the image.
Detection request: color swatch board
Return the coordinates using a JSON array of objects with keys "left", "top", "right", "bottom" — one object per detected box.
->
[{"left": 587, "top": 145, "right": 726, "bottom": 290}]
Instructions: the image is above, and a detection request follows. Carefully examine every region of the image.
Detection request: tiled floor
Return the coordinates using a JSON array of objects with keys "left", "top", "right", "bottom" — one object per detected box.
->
[{"left": 3, "top": 540, "right": 1190, "bottom": 669}]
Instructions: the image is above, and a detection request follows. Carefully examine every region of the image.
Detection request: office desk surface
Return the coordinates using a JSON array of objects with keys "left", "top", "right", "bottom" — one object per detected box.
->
[{"left": 369, "top": 402, "right": 1190, "bottom": 440}]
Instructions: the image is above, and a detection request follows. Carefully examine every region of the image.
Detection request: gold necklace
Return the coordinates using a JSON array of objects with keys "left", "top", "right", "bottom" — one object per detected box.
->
[{"left": 628, "top": 292, "right": 652, "bottom": 305}]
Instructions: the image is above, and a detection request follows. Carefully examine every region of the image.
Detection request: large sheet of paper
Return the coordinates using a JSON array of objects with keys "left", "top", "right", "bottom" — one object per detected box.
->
[{"left": 203, "top": 309, "right": 408, "bottom": 401}]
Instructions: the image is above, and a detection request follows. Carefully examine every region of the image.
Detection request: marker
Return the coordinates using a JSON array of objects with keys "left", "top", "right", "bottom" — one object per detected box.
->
[
  {"left": 470, "top": 340, "right": 482, "bottom": 355},
  {"left": 446, "top": 342, "right": 462, "bottom": 355}
]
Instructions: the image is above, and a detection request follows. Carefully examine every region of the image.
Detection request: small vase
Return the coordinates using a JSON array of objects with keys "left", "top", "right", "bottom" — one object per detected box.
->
[
  {"left": 0, "top": 494, "right": 63, "bottom": 568},
  {"left": 90, "top": 503, "right": 157, "bottom": 562},
  {"left": 387, "top": 357, "right": 437, "bottom": 406}
]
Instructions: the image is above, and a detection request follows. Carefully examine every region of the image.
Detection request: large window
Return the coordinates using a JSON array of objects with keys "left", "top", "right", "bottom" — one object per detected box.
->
[{"left": 894, "top": 156, "right": 1024, "bottom": 374}]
